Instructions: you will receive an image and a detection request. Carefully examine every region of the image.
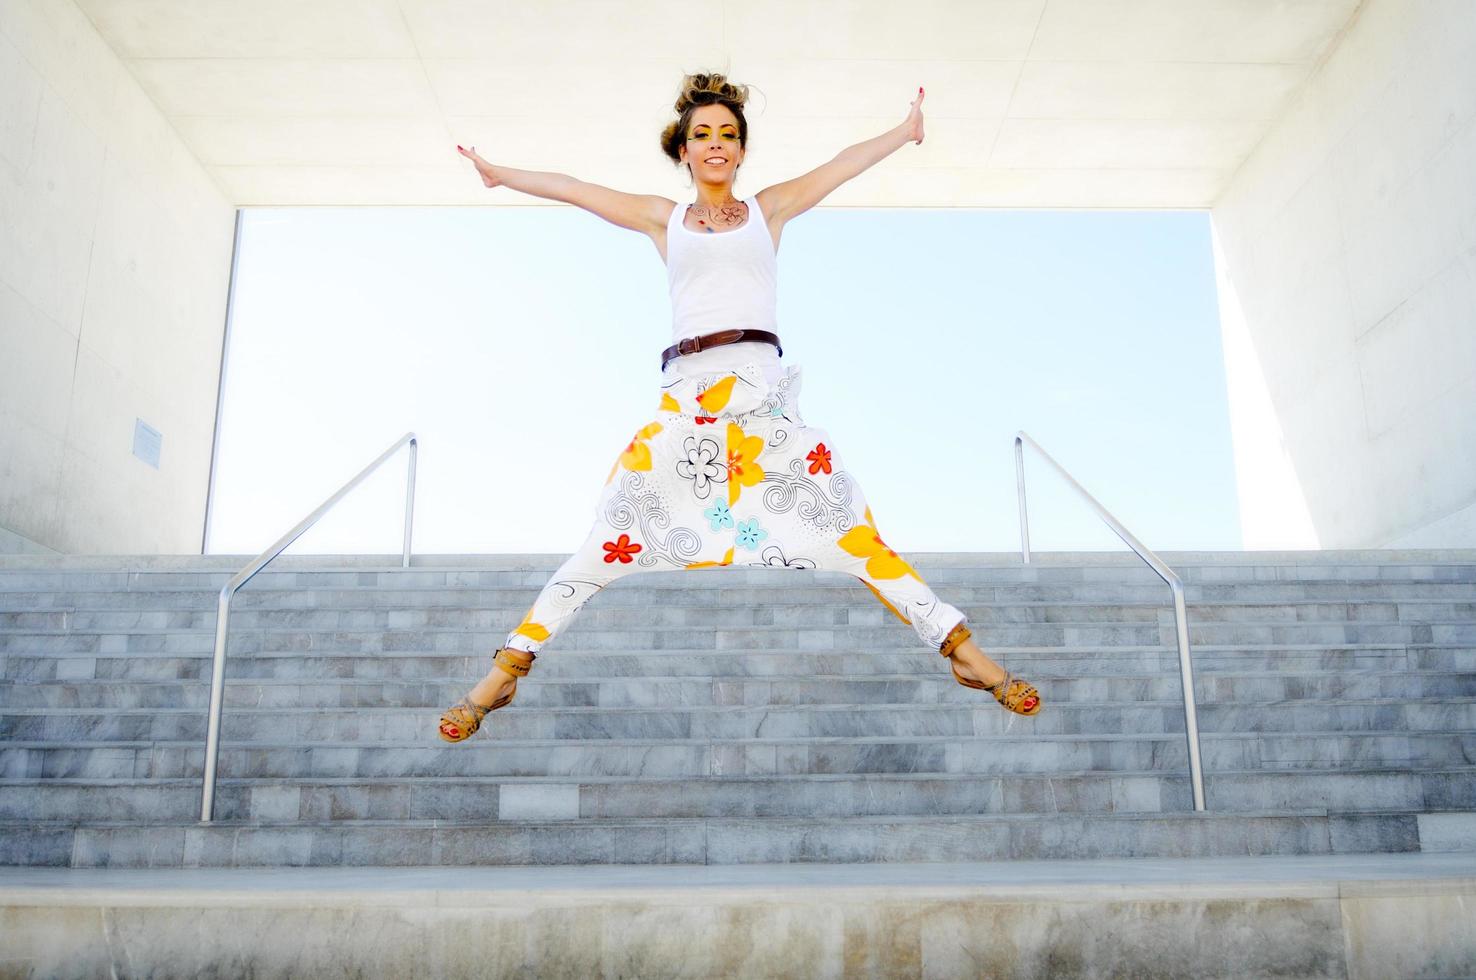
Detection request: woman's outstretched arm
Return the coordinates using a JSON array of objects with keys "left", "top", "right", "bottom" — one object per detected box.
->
[
  {"left": 759, "top": 87, "right": 925, "bottom": 225},
  {"left": 456, "top": 145, "right": 670, "bottom": 236}
]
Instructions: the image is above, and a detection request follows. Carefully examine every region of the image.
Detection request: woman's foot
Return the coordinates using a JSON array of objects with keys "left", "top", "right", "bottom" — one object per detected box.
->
[
  {"left": 947, "top": 635, "right": 1042, "bottom": 714},
  {"left": 438, "top": 647, "right": 537, "bottom": 742},
  {"left": 466, "top": 664, "right": 517, "bottom": 708},
  {"left": 947, "top": 636, "right": 1007, "bottom": 688}
]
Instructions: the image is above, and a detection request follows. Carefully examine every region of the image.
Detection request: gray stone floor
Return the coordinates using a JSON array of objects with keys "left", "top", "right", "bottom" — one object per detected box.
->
[{"left": 5, "top": 851, "right": 1475, "bottom": 904}]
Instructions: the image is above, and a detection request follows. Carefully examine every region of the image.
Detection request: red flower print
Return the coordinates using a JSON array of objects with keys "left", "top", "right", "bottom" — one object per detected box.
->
[
  {"left": 695, "top": 415, "right": 718, "bottom": 425},
  {"left": 602, "top": 533, "right": 642, "bottom": 564},
  {"left": 806, "top": 442, "right": 832, "bottom": 475}
]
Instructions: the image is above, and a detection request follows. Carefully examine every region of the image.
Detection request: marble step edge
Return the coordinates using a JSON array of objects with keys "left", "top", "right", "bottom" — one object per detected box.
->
[
  {"left": 5, "top": 767, "right": 1475, "bottom": 787},
  {"left": 4, "top": 609, "right": 1468, "bottom": 628},
  {"left": 0, "top": 808, "right": 1385, "bottom": 830},
  {"left": 9, "top": 666, "right": 1470, "bottom": 687},
  {"left": 5, "top": 695, "right": 1476, "bottom": 718},
  {"left": 5, "top": 549, "right": 1476, "bottom": 569},
  {"left": 8, "top": 658, "right": 1461, "bottom": 677},
  {"left": 1, "top": 806, "right": 1455, "bottom": 831},
  {"left": 11, "top": 640, "right": 1476, "bottom": 655},
  {"left": 9, "top": 641, "right": 1471, "bottom": 657},
  {"left": 4, "top": 572, "right": 1475, "bottom": 590},
  {"left": 7, "top": 728, "right": 1476, "bottom": 750},
  {"left": 8, "top": 593, "right": 1476, "bottom": 611},
  {"left": 8, "top": 575, "right": 1476, "bottom": 594},
  {"left": 6, "top": 617, "right": 1473, "bottom": 638}
]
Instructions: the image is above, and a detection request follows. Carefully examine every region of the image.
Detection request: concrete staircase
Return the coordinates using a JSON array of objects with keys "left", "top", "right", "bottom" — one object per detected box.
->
[{"left": 3, "top": 550, "right": 1475, "bottom": 868}]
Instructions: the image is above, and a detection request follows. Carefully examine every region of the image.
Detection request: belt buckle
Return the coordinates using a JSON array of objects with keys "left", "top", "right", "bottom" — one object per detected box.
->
[{"left": 677, "top": 337, "right": 700, "bottom": 356}]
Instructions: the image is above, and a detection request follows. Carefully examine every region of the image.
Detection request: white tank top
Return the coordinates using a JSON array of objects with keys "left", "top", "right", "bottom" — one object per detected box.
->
[{"left": 663, "top": 194, "right": 782, "bottom": 384}]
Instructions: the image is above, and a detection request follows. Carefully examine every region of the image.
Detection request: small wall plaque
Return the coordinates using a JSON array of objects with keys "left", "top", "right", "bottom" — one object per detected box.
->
[{"left": 132, "top": 418, "right": 162, "bottom": 469}]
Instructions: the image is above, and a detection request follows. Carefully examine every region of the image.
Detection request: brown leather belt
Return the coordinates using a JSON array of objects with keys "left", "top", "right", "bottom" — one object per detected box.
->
[{"left": 660, "top": 329, "right": 782, "bottom": 371}]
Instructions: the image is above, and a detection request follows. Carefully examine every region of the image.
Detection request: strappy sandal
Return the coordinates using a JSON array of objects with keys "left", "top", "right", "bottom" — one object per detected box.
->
[
  {"left": 438, "top": 646, "right": 537, "bottom": 742},
  {"left": 938, "top": 621, "right": 1042, "bottom": 716}
]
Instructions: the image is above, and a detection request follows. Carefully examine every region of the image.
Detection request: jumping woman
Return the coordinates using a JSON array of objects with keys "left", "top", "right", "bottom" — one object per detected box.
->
[{"left": 439, "top": 72, "right": 1042, "bottom": 743}]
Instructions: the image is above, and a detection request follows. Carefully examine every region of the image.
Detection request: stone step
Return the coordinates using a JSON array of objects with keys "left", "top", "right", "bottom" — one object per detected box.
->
[
  {"left": 11, "top": 596, "right": 1476, "bottom": 628},
  {"left": 0, "top": 548, "right": 1468, "bottom": 564},
  {"left": 6, "top": 697, "right": 1473, "bottom": 741},
  {"left": 2, "top": 566, "right": 1476, "bottom": 596},
  {"left": 6, "top": 730, "right": 1475, "bottom": 780},
  {"left": 4, "top": 768, "right": 1474, "bottom": 822},
  {"left": 3, "top": 855, "right": 1472, "bottom": 977},
  {"left": 9, "top": 581, "right": 1476, "bottom": 610},
  {"left": 15, "top": 586, "right": 1454, "bottom": 610},
  {"left": 6, "top": 620, "right": 1476, "bottom": 656},
  {"left": 6, "top": 645, "right": 1474, "bottom": 683},
  {"left": 0, "top": 809, "right": 1456, "bottom": 867},
  {"left": 3, "top": 550, "right": 1473, "bottom": 872},
  {"left": 4, "top": 669, "right": 1473, "bottom": 709}
]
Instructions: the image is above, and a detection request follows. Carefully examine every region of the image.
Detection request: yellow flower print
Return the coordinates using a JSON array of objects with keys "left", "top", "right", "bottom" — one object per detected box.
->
[
  {"left": 725, "top": 422, "right": 766, "bottom": 505},
  {"left": 696, "top": 375, "right": 737, "bottom": 414},
  {"left": 837, "top": 506, "right": 921, "bottom": 581},
  {"left": 512, "top": 604, "right": 550, "bottom": 643},
  {"left": 606, "top": 420, "right": 663, "bottom": 484},
  {"left": 685, "top": 545, "right": 735, "bottom": 570},
  {"left": 659, "top": 391, "right": 681, "bottom": 413}
]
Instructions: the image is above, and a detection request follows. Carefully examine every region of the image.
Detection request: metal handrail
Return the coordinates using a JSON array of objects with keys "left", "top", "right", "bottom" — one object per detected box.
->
[
  {"left": 199, "top": 432, "right": 420, "bottom": 822},
  {"left": 1013, "top": 431, "right": 1207, "bottom": 811}
]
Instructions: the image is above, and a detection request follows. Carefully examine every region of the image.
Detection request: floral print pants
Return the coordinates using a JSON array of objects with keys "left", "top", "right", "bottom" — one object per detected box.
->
[{"left": 501, "top": 360, "right": 969, "bottom": 655}]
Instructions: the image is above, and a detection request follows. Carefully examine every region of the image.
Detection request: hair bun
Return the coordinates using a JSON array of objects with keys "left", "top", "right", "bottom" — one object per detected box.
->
[{"left": 675, "top": 72, "right": 749, "bottom": 113}]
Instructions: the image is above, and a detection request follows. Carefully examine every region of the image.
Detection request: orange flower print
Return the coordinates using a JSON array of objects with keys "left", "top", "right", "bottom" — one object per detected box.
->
[
  {"left": 512, "top": 604, "right": 551, "bottom": 644},
  {"left": 606, "top": 421, "right": 663, "bottom": 484},
  {"left": 602, "top": 533, "right": 642, "bottom": 564},
  {"left": 685, "top": 545, "right": 736, "bottom": 570},
  {"left": 806, "top": 442, "right": 832, "bottom": 475},
  {"left": 725, "top": 421, "right": 766, "bottom": 505},
  {"left": 837, "top": 506, "right": 921, "bottom": 581},
  {"left": 695, "top": 375, "right": 737, "bottom": 414}
]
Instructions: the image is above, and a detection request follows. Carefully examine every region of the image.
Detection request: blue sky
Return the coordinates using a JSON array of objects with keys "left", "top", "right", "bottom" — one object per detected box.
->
[{"left": 206, "top": 204, "right": 1239, "bottom": 556}]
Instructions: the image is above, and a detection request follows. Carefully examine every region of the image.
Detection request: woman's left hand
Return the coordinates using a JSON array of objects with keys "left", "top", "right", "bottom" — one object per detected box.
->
[{"left": 903, "top": 87, "right": 925, "bottom": 145}]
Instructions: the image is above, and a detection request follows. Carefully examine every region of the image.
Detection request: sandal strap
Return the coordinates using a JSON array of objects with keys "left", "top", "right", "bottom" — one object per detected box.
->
[
  {"left": 938, "top": 621, "right": 972, "bottom": 659},
  {"left": 494, "top": 647, "right": 536, "bottom": 677},
  {"left": 988, "top": 672, "right": 1040, "bottom": 713},
  {"left": 440, "top": 696, "right": 492, "bottom": 739},
  {"left": 448, "top": 696, "right": 491, "bottom": 725}
]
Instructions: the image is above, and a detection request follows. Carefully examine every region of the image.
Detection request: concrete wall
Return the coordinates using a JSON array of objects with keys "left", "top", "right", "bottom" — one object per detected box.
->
[
  {"left": 0, "top": 0, "right": 234, "bottom": 555},
  {"left": 1211, "top": 0, "right": 1476, "bottom": 549}
]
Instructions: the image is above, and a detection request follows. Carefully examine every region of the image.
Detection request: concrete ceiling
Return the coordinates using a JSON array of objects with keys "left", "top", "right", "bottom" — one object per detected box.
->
[{"left": 74, "top": 0, "right": 1365, "bottom": 209}]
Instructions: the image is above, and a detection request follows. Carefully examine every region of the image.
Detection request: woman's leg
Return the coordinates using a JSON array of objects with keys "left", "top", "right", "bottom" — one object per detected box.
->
[
  {"left": 818, "top": 497, "right": 1011, "bottom": 687},
  {"left": 725, "top": 410, "right": 1015, "bottom": 686},
  {"left": 462, "top": 413, "right": 721, "bottom": 709},
  {"left": 463, "top": 513, "right": 655, "bottom": 707}
]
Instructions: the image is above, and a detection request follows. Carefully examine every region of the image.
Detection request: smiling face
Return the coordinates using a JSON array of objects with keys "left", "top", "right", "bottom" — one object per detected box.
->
[{"left": 678, "top": 104, "right": 745, "bottom": 188}]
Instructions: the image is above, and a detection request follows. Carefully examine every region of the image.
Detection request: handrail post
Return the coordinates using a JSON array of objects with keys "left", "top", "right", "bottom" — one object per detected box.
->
[
  {"left": 402, "top": 437, "right": 418, "bottom": 568},
  {"left": 199, "top": 432, "right": 419, "bottom": 823},
  {"left": 1171, "top": 579, "right": 1207, "bottom": 810},
  {"left": 1012, "top": 430, "right": 1207, "bottom": 811},
  {"left": 1014, "top": 436, "right": 1031, "bottom": 563}
]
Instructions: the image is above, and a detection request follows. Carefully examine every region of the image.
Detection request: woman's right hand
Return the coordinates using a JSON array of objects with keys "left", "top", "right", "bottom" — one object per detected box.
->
[{"left": 456, "top": 144, "right": 501, "bottom": 188}]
